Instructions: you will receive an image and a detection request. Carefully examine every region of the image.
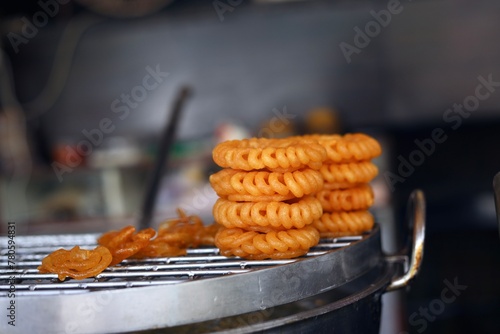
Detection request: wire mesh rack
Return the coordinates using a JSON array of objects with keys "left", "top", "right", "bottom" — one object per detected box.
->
[{"left": 0, "top": 232, "right": 364, "bottom": 296}]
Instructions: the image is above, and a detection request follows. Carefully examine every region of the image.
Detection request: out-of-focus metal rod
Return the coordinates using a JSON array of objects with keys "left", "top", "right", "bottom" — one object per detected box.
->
[{"left": 139, "top": 86, "right": 191, "bottom": 229}]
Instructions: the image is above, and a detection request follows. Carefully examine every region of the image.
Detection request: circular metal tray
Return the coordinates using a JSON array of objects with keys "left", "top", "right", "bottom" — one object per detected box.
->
[
  {"left": 0, "top": 190, "right": 425, "bottom": 334},
  {"left": 2, "top": 229, "right": 381, "bottom": 334}
]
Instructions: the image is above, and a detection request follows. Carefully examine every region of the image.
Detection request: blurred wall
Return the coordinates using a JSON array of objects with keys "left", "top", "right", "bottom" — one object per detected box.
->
[
  {"left": 3, "top": 0, "right": 500, "bottom": 150},
  {"left": 5, "top": 0, "right": 384, "bottom": 150},
  {"left": 385, "top": 0, "right": 500, "bottom": 123}
]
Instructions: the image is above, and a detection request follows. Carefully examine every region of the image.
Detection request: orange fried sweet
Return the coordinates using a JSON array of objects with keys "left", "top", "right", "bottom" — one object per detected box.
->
[
  {"left": 303, "top": 133, "right": 382, "bottom": 163},
  {"left": 313, "top": 210, "right": 374, "bottom": 237},
  {"left": 314, "top": 184, "right": 374, "bottom": 212},
  {"left": 132, "top": 241, "right": 187, "bottom": 258},
  {"left": 213, "top": 196, "right": 323, "bottom": 231},
  {"left": 196, "top": 222, "right": 224, "bottom": 245},
  {"left": 98, "top": 225, "right": 156, "bottom": 265},
  {"left": 215, "top": 225, "right": 320, "bottom": 260},
  {"left": 133, "top": 209, "right": 222, "bottom": 258},
  {"left": 37, "top": 245, "right": 112, "bottom": 281},
  {"left": 209, "top": 168, "right": 324, "bottom": 201},
  {"left": 156, "top": 210, "right": 203, "bottom": 247},
  {"left": 319, "top": 161, "right": 378, "bottom": 189},
  {"left": 212, "top": 137, "right": 327, "bottom": 172}
]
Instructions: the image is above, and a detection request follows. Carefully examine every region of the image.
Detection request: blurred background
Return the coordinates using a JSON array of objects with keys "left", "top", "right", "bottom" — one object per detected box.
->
[{"left": 0, "top": 0, "right": 499, "bottom": 333}]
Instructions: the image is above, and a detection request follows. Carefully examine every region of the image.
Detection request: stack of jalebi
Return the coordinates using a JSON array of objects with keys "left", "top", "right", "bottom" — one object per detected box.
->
[
  {"left": 37, "top": 134, "right": 382, "bottom": 280},
  {"left": 305, "top": 133, "right": 382, "bottom": 237},
  {"left": 210, "top": 137, "right": 327, "bottom": 259}
]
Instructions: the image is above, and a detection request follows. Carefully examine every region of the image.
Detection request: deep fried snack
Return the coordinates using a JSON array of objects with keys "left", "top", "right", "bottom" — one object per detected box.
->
[
  {"left": 133, "top": 210, "right": 222, "bottom": 258},
  {"left": 97, "top": 225, "right": 133, "bottom": 249},
  {"left": 156, "top": 215, "right": 202, "bottom": 248},
  {"left": 319, "top": 161, "right": 378, "bottom": 187},
  {"left": 157, "top": 209, "right": 219, "bottom": 247},
  {"left": 37, "top": 245, "right": 112, "bottom": 281},
  {"left": 225, "top": 193, "right": 297, "bottom": 202},
  {"left": 315, "top": 184, "right": 374, "bottom": 212},
  {"left": 213, "top": 196, "right": 323, "bottom": 231},
  {"left": 98, "top": 226, "right": 156, "bottom": 265},
  {"left": 215, "top": 225, "right": 320, "bottom": 259},
  {"left": 312, "top": 211, "right": 374, "bottom": 237},
  {"left": 304, "top": 133, "right": 381, "bottom": 163},
  {"left": 132, "top": 241, "right": 187, "bottom": 258},
  {"left": 196, "top": 222, "right": 224, "bottom": 245},
  {"left": 322, "top": 182, "right": 362, "bottom": 190},
  {"left": 209, "top": 168, "right": 324, "bottom": 201},
  {"left": 212, "top": 137, "right": 327, "bottom": 171}
]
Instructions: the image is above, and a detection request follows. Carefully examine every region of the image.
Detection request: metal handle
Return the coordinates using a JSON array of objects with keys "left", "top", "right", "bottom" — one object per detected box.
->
[{"left": 386, "top": 189, "right": 426, "bottom": 291}]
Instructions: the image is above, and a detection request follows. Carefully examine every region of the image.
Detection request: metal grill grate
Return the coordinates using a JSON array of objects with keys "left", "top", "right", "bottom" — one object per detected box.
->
[{"left": 0, "top": 232, "right": 363, "bottom": 296}]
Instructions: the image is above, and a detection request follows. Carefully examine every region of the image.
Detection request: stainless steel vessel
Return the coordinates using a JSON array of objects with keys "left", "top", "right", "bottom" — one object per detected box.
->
[{"left": 0, "top": 190, "right": 425, "bottom": 334}]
